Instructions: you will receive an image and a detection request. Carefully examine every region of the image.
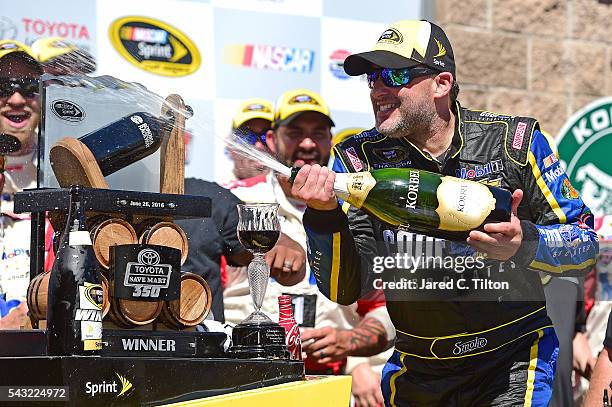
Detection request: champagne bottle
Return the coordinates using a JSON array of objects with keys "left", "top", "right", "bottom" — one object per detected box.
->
[
  {"left": 278, "top": 295, "right": 302, "bottom": 361},
  {"left": 290, "top": 167, "right": 511, "bottom": 239},
  {"left": 78, "top": 112, "right": 172, "bottom": 176},
  {"left": 47, "top": 186, "right": 103, "bottom": 356}
]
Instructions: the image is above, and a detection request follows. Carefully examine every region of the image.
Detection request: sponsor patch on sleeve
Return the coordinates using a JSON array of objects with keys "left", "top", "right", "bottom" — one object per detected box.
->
[
  {"left": 346, "top": 147, "right": 364, "bottom": 172},
  {"left": 512, "top": 122, "right": 527, "bottom": 150}
]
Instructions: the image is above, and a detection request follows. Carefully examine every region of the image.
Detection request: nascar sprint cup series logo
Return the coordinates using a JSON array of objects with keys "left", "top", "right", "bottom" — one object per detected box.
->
[
  {"left": 557, "top": 97, "right": 612, "bottom": 216},
  {"left": 109, "top": 16, "right": 200, "bottom": 76},
  {"left": 50, "top": 99, "right": 86, "bottom": 123},
  {"left": 124, "top": 248, "right": 172, "bottom": 298}
]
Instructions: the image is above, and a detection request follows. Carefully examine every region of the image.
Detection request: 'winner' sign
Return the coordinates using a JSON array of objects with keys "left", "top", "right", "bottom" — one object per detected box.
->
[{"left": 111, "top": 244, "right": 180, "bottom": 301}]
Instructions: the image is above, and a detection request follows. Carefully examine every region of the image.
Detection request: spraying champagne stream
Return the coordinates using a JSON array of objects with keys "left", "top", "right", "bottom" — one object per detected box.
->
[{"left": 224, "top": 133, "right": 511, "bottom": 240}]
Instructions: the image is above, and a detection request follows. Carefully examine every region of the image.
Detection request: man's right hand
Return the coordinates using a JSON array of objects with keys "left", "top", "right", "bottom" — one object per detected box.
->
[
  {"left": 351, "top": 363, "right": 384, "bottom": 407},
  {"left": 0, "top": 302, "right": 28, "bottom": 330},
  {"left": 290, "top": 164, "right": 338, "bottom": 211}
]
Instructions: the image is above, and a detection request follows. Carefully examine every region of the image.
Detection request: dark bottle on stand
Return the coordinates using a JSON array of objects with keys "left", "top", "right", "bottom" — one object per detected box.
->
[
  {"left": 278, "top": 295, "right": 302, "bottom": 361},
  {"left": 78, "top": 112, "right": 172, "bottom": 176},
  {"left": 47, "top": 186, "right": 103, "bottom": 356}
]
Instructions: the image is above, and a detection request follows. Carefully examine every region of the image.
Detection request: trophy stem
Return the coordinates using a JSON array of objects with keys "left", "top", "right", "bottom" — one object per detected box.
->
[{"left": 248, "top": 254, "right": 269, "bottom": 312}]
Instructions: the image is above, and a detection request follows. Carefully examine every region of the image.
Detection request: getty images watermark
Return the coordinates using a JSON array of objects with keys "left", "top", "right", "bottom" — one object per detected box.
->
[{"left": 371, "top": 253, "right": 511, "bottom": 291}]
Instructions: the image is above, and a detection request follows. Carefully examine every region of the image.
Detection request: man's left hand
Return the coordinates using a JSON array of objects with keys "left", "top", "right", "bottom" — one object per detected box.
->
[
  {"left": 265, "top": 233, "right": 306, "bottom": 286},
  {"left": 467, "top": 189, "right": 524, "bottom": 261},
  {"left": 573, "top": 331, "right": 596, "bottom": 379}
]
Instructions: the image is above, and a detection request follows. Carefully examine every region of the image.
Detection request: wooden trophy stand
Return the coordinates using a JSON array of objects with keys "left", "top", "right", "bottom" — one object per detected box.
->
[{"left": 3, "top": 95, "right": 304, "bottom": 407}]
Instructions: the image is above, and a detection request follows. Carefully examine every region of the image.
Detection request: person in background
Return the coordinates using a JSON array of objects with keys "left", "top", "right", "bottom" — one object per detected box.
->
[
  {"left": 575, "top": 215, "right": 612, "bottom": 403},
  {"left": 177, "top": 97, "right": 305, "bottom": 320},
  {"left": 538, "top": 130, "right": 595, "bottom": 406},
  {"left": 223, "top": 98, "right": 273, "bottom": 187},
  {"left": 228, "top": 89, "right": 395, "bottom": 407},
  {"left": 30, "top": 37, "right": 96, "bottom": 76},
  {"left": 583, "top": 309, "right": 612, "bottom": 407},
  {"left": 0, "top": 40, "right": 44, "bottom": 328}
]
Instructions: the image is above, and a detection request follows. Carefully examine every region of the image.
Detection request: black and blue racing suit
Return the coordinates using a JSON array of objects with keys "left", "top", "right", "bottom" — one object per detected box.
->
[{"left": 303, "top": 104, "right": 599, "bottom": 406}]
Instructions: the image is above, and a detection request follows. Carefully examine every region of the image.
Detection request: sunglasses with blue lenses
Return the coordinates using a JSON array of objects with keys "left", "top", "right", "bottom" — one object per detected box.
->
[
  {"left": 0, "top": 77, "right": 40, "bottom": 98},
  {"left": 366, "top": 66, "right": 439, "bottom": 89},
  {"left": 234, "top": 128, "right": 268, "bottom": 145}
]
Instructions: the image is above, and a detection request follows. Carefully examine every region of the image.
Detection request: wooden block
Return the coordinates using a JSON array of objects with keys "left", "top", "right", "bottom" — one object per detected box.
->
[
  {"left": 159, "top": 94, "right": 186, "bottom": 195},
  {"left": 50, "top": 137, "right": 109, "bottom": 189}
]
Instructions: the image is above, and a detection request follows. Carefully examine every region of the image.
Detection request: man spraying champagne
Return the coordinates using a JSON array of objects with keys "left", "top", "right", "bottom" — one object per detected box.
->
[{"left": 291, "top": 20, "right": 599, "bottom": 406}]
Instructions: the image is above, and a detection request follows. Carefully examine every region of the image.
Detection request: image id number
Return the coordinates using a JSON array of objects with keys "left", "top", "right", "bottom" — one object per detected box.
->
[{"left": 0, "top": 386, "right": 69, "bottom": 401}]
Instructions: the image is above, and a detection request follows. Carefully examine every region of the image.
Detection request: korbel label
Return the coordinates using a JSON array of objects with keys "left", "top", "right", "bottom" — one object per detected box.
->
[{"left": 436, "top": 177, "right": 495, "bottom": 231}]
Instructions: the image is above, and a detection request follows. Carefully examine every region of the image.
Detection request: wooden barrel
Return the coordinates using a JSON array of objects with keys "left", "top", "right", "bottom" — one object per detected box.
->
[
  {"left": 138, "top": 221, "right": 188, "bottom": 265},
  {"left": 99, "top": 273, "right": 110, "bottom": 319},
  {"left": 91, "top": 217, "right": 138, "bottom": 269},
  {"left": 159, "top": 272, "right": 212, "bottom": 329},
  {"left": 27, "top": 272, "right": 109, "bottom": 321},
  {"left": 108, "top": 278, "right": 163, "bottom": 328},
  {"left": 27, "top": 272, "right": 50, "bottom": 321}
]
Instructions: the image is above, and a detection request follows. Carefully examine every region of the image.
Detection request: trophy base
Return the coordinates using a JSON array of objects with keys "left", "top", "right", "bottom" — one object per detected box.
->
[{"left": 230, "top": 321, "right": 289, "bottom": 359}]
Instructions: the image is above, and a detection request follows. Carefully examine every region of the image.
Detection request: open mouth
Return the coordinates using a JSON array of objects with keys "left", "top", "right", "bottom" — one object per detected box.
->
[
  {"left": 2, "top": 111, "right": 31, "bottom": 128},
  {"left": 293, "top": 154, "right": 320, "bottom": 166},
  {"left": 376, "top": 102, "right": 399, "bottom": 123}
]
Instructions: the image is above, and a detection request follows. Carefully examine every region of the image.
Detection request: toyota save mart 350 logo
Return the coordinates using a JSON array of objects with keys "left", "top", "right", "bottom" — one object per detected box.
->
[
  {"left": 557, "top": 97, "right": 612, "bottom": 216},
  {"left": 109, "top": 16, "right": 200, "bottom": 77}
]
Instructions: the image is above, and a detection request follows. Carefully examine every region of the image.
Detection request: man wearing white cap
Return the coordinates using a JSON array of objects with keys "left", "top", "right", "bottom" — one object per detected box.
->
[{"left": 291, "top": 20, "right": 598, "bottom": 405}]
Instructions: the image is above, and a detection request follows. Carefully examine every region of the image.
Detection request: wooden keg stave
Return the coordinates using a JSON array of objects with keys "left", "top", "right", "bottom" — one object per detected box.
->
[
  {"left": 159, "top": 272, "right": 212, "bottom": 329},
  {"left": 90, "top": 217, "right": 138, "bottom": 269},
  {"left": 138, "top": 221, "right": 188, "bottom": 265}
]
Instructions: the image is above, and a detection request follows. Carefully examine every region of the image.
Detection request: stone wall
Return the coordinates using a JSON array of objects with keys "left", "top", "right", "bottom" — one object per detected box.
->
[{"left": 434, "top": 0, "right": 612, "bottom": 136}]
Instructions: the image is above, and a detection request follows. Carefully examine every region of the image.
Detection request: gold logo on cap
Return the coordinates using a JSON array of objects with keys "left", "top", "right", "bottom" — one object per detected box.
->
[
  {"left": 289, "top": 94, "right": 320, "bottom": 105},
  {"left": 377, "top": 28, "right": 403, "bottom": 45},
  {"left": 245, "top": 103, "right": 271, "bottom": 113},
  {"left": 434, "top": 38, "right": 446, "bottom": 58}
]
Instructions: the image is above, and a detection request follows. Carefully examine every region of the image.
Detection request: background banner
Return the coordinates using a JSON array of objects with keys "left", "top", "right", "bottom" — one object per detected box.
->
[{"left": 1, "top": 0, "right": 423, "bottom": 182}]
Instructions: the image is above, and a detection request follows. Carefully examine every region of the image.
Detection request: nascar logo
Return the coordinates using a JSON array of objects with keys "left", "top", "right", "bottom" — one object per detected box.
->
[{"left": 224, "top": 43, "right": 314, "bottom": 73}]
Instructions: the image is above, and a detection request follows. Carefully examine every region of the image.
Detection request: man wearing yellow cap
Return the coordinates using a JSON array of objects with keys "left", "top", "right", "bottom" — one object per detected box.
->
[
  {"left": 229, "top": 89, "right": 395, "bottom": 407},
  {"left": 224, "top": 98, "right": 273, "bottom": 186},
  {"left": 0, "top": 40, "right": 44, "bottom": 328},
  {"left": 291, "top": 20, "right": 598, "bottom": 405},
  {"left": 30, "top": 37, "right": 96, "bottom": 75}
]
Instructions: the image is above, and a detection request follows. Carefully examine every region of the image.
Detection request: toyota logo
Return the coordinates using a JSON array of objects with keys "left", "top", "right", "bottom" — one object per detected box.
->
[{"left": 137, "top": 249, "right": 160, "bottom": 265}]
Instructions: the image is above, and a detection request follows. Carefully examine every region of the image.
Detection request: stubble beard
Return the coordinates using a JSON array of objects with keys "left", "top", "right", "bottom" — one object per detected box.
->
[{"left": 377, "top": 102, "right": 435, "bottom": 140}]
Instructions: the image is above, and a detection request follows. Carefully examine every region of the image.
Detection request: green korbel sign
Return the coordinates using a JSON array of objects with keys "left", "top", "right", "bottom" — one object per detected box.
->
[{"left": 557, "top": 97, "right": 612, "bottom": 216}]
